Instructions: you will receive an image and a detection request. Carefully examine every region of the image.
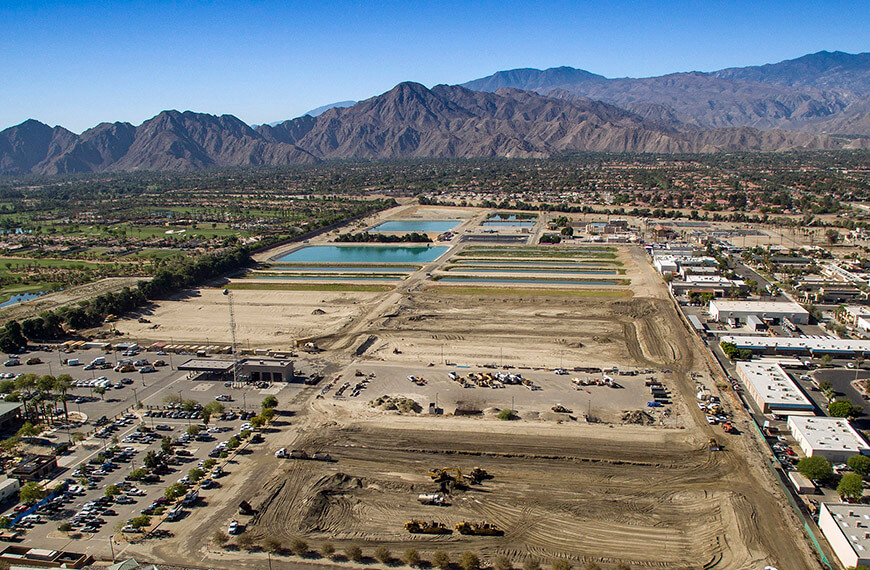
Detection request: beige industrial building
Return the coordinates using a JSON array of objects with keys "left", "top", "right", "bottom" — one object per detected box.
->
[
  {"left": 735, "top": 361, "right": 815, "bottom": 415},
  {"left": 819, "top": 503, "right": 870, "bottom": 568},
  {"left": 787, "top": 416, "right": 870, "bottom": 463}
]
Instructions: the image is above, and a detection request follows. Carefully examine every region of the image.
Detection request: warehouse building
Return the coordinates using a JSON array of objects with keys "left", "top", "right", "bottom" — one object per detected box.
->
[
  {"left": 818, "top": 503, "right": 870, "bottom": 569},
  {"left": 734, "top": 361, "right": 815, "bottom": 415},
  {"left": 0, "top": 402, "right": 23, "bottom": 432},
  {"left": 721, "top": 335, "right": 870, "bottom": 358},
  {"left": 708, "top": 300, "right": 809, "bottom": 325},
  {"left": 787, "top": 416, "right": 870, "bottom": 463}
]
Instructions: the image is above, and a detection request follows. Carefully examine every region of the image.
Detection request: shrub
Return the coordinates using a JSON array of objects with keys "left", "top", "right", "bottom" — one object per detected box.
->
[
  {"left": 524, "top": 559, "right": 541, "bottom": 570},
  {"left": 262, "top": 537, "right": 282, "bottom": 553},
  {"left": 498, "top": 408, "right": 517, "bottom": 421},
  {"left": 582, "top": 563, "right": 601, "bottom": 570},
  {"left": 345, "top": 545, "right": 363, "bottom": 562},
  {"left": 375, "top": 546, "right": 392, "bottom": 563},
  {"left": 403, "top": 548, "right": 422, "bottom": 567},
  {"left": 236, "top": 533, "right": 255, "bottom": 550},
  {"left": 551, "top": 560, "right": 572, "bottom": 570},
  {"left": 213, "top": 531, "right": 229, "bottom": 546},
  {"left": 57, "top": 521, "right": 72, "bottom": 533},
  {"left": 321, "top": 542, "right": 335, "bottom": 558},
  {"left": 494, "top": 555, "right": 513, "bottom": 570},
  {"left": 290, "top": 538, "right": 308, "bottom": 556},
  {"left": 460, "top": 551, "right": 481, "bottom": 570},
  {"left": 433, "top": 550, "right": 450, "bottom": 569}
]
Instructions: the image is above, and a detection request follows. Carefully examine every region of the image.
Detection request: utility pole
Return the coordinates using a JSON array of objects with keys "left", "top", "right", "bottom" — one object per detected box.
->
[{"left": 224, "top": 289, "right": 240, "bottom": 388}]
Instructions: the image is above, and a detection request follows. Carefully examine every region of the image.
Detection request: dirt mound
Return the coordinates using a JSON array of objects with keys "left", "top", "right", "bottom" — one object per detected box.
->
[
  {"left": 610, "top": 298, "right": 659, "bottom": 319},
  {"left": 369, "top": 395, "right": 421, "bottom": 413},
  {"left": 621, "top": 410, "right": 655, "bottom": 425},
  {"left": 300, "top": 473, "right": 363, "bottom": 532},
  {"left": 312, "top": 308, "right": 326, "bottom": 315}
]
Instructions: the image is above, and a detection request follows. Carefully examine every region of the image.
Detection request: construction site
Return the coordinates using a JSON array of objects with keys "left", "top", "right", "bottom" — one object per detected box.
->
[{"left": 110, "top": 206, "right": 820, "bottom": 570}]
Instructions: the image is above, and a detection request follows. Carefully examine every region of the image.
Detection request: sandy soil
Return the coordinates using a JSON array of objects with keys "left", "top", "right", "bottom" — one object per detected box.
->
[
  {"left": 114, "top": 288, "right": 380, "bottom": 348},
  {"left": 0, "top": 276, "right": 145, "bottom": 322}
]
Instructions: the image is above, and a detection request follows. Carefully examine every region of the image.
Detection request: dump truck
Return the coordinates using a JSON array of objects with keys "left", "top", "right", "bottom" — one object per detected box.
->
[
  {"left": 551, "top": 404, "right": 572, "bottom": 414},
  {"left": 405, "top": 520, "right": 452, "bottom": 534},
  {"left": 455, "top": 521, "right": 503, "bottom": 536}
]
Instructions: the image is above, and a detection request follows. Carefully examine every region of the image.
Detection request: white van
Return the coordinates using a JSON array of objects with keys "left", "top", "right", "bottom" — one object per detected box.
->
[
  {"left": 67, "top": 358, "right": 80, "bottom": 366},
  {"left": 90, "top": 356, "right": 106, "bottom": 366}
]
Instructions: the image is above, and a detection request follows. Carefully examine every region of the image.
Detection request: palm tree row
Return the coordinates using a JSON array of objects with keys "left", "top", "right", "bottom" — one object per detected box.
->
[{"left": 0, "top": 373, "right": 74, "bottom": 427}]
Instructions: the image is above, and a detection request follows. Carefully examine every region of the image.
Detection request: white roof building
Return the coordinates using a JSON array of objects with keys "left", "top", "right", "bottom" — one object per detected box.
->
[
  {"left": 722, "top": 335, "right": 870, "bottom": 357},
  {"left": 709, "top": 300, "right": 809, "bottom": 324},
  {"left": 819, "top": 503, "right": 870, "bottom": 568},
  {"left": 734, "top": 361, "right": 815, "bottom": 415},
  {"left": 787, "top": 416, "right": 870, "bottom": 462}
]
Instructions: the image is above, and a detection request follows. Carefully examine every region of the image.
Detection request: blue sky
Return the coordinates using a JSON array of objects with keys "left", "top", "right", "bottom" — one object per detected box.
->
[{"left": 1, "top": 0, "right": 867, "bottom": 132}]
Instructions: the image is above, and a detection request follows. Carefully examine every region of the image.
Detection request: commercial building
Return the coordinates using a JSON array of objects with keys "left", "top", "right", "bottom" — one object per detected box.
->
[
  {"left": 0, "top": 402, "right": 23, "bottom": 432},
  {"left": 787, "top": 416, "right": 870, "bottom": 463},
  {"left": 0, "top": 478, "right": 20, "bottom": 502},
  {"left": 734, "top": 361, "right": 815, "bottom": 415},
  {"left": 722, "top": 335, "right": 870, "bottom": 358},
  {"left": 0, "top": 545, "right": 92, "bottom": 569},
  {"left": 819, "top": 503, "right": 870, "bottom": 569},
  {"left": 708, "top": 300, "right": 809, "bottom": 325},
  {"left": 10, "top": 454, "right": 57, "bottom": 482},
  {"left": 669, "top": 276, "right": 747, "bottom": 298},
  {"left": 178, "top": 358, "right": 294, "bottom": 382}
]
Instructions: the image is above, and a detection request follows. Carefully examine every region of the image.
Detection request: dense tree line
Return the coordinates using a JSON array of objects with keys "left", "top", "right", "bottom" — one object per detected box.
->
[{"left": 335, "top": 232, "right": 432, "bottom": 243}]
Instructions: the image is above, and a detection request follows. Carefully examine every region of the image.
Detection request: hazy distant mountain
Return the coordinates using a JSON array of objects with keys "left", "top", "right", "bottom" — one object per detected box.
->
[
  {"left": 3, "top": 51, "right": 869, "bottom": 175},
  {"left": 303, "top": 101, "right": 357, "bottom": 117},
  {"left": 461, "top": 51, "right": 870, "bottom": 136}
]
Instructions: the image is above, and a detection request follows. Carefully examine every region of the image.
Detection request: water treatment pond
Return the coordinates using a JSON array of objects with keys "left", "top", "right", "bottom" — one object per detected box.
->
[
  {"left": 438, "top": 278, "right": 619, "bottom": 285},
  {"left": 448, "top": 268, "right": 618, "bottom": 275},
  {"left": 276, "top": 245, "right": 448, "bottom": 264},
  {"left": 371, "top": 220, "right": 459, "bottom": 232},
  {"left": 0, "top": 292, "right": 44, "bottom": 308}
]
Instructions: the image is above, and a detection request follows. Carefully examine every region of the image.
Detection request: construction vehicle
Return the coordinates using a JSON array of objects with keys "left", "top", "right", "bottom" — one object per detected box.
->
[
  {"left": 551, "top": 404, "right": 571, "bottom": 414},
  {"left": 238, "top": 501, "right": 255, "bottom": 515},
  {"left": 417, "top": 493, "right": 448, "bottom": 506},
  {"left": 405, "top": 520, "right": 452, "bottom": 534},
  {"left": 289, "top": 450, "right": 308, "bottom": 459},
  {"left": 708, "top": 438, "right": 721, "bottom": 451},
  {"left": 722, "top": 421, "right": 736, "bottom": 434},
  {"left": 429, "top": 467, "right": 462, "bottom": 483},
  {"left": 464, "top": 467, "right": 490, "bottom": 484},
  {"left": 455, "top": 521, "right": 503, "bottom": 536}
]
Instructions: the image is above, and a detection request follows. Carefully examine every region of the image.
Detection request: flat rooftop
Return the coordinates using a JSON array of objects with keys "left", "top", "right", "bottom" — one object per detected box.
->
[
  {"left": 178, "top": 359, "right": 234, "bottom": 372},
  {"left": 822, "top": 503, "right": 870, "bottom": 557},
  {"left": 788, "top": 416, "right": 870, "bottom": 454},
  {"left": 723, "top": 335, "right": 870, "bottom": 354},
  {"left": 710, "top": 300, "right": 809, "bottom": 315},
  {"left": 736, "top": 361, "right": 813, "bottom": 409}
]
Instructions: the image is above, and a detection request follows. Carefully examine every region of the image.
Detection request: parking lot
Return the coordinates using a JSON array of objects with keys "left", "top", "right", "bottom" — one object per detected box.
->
[{"left": 0, "top": 346, "right": 317, "bottom": 557}]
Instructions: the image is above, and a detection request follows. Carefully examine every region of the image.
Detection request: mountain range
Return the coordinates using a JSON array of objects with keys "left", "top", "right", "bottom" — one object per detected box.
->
[{"left": 2, "top": 50, "right": 868, "bottom": 175}]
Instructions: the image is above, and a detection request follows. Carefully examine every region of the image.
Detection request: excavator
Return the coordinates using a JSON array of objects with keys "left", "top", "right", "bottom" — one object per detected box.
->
[
  {"left": 455, "top": 521, "right": 503, "bottom": 536},
  {"left": 405, "top": 520, "right": 453, "bottom": 534},
  {"left": 429, "top": 467, "right": 463, "bottom": 483}
]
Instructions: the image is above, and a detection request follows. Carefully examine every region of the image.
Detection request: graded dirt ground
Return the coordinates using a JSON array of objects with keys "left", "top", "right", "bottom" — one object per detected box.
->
[{"left": 117, "top": 208, "right": 820, "bottom": 570}]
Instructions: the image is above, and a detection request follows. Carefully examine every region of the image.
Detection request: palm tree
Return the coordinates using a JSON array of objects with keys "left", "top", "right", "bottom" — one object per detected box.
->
[
  {"left": 54, "top": 375, "right": 73, "bottom": 423},
  {"left": 14, "top": 373, "right": 37, "bottom": 421}
]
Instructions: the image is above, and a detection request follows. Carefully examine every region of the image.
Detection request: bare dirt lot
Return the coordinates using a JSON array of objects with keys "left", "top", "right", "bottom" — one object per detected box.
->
[{"left": 114, "top": 287, "right": 381, "bottom": 347}]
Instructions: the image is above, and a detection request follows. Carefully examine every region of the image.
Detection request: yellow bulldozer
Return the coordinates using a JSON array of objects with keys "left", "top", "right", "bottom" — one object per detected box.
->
[
  {"left": 463, "top": 466, "right": 490, "bottom": 484},
  {"left": 455, "top": 521, "right": 503, "bottom": 536},
  {"left": 405, "top": 520, "right": 453, "bottom": 534}
]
